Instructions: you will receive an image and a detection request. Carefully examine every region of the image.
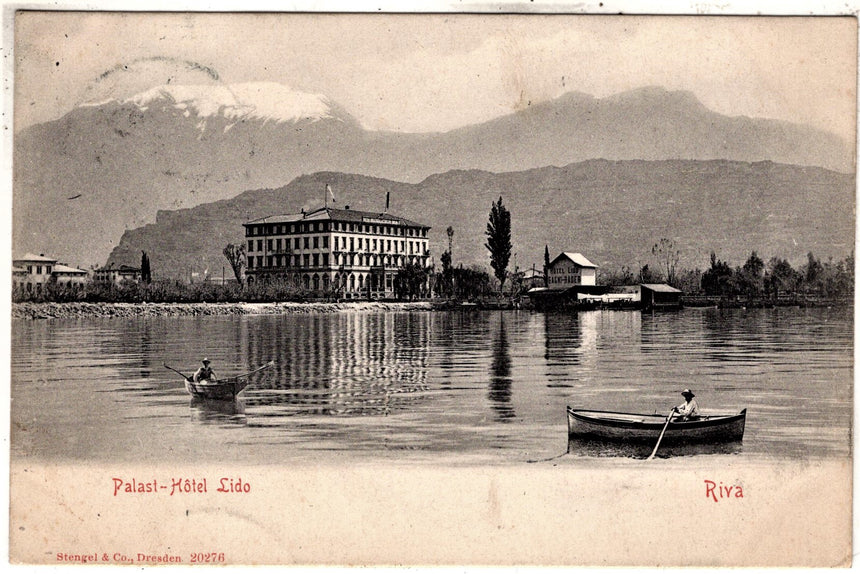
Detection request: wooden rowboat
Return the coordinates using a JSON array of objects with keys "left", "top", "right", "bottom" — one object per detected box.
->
[
  {"left": 567, "top": 406, "right": 747, "bottom": 445},
  {"left": 184, "top": 378, "right": 251, "bottom": 401},
  {"left": 175, "top": 361, "right": 273, "bottom": 401}
]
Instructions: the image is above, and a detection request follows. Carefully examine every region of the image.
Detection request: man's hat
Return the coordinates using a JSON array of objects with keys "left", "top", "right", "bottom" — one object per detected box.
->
[
  {"left": 681, "top": 389, "right": 695, "bottom": 397},
  {"left": 202, "top": 358, "right": 210, "bottom": 364}
]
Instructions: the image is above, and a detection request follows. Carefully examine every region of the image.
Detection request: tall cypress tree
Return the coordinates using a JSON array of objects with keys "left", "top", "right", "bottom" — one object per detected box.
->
[
  {"left": 485, "top": 196, "right": 512, "bottom": 293},
  {"left": 140, "top": 251, "right": 152, "bottom": 283},
  {"left": 543, "top": 244, "right": 550, "bottom": 287}
]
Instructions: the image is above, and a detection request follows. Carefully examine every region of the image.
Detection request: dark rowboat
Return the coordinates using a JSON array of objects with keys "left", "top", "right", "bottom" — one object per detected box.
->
[
  {"left": 179, "top": 361, "right": 274, "bottom": 401},
  {"left": 567, "top": 406, "right": 746, "bottom": 445}
]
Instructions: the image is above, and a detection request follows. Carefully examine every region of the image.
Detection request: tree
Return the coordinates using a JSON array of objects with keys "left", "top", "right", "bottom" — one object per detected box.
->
[
  {"left": 223, "top": 243, "right": 246, "bottom": 286},
  {"left": 140, "top": 251, "right": 152, "bottom": 284},
  {"left": 801, "top": 252, "right": 825, "bottom": 294},
  {"left": 767, "top": 257, "right": 799, "bottom": 299},
  {"left": 440, "top": 249, "right": 453, "bottom": 297},
  {"left": 701, "top": 252, "right": 733, "bottom": 296},
  {"left": 543, "top": 245, "right": 550, "bottom": 287},
  {"left": 651, "top": 238, "right": 680, "bottom": 286},
  {"left": 736, "top": 251, "right": 765, "bottom": 299},
  {"left": 637, "top": 264, "right": 662, "bottom": 284},
  {"left": 395, "top": 263, "right": 429, "bottom": 300},
  {"left": 485, "top": 196, "right": 512, "bottom": 293}
]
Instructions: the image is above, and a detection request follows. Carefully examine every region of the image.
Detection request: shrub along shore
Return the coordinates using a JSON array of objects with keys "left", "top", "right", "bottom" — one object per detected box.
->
[{"left": 12, "top": 301, "right": 436, "bottom": 320}]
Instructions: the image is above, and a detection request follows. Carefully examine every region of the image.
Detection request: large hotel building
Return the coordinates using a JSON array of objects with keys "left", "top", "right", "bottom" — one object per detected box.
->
[{"left": 244, "top": 206, "right": 431, "bottom": 298}]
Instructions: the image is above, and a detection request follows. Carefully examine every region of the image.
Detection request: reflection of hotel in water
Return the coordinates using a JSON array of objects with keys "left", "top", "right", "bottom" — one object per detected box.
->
[{"left": 242, "top": 312, "right": 431, "bottom": 415}]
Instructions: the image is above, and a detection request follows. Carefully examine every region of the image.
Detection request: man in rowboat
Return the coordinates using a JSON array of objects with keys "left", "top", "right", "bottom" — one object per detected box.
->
[
  {"left": 672, "top": 389, "right": 700, "bottom": 421},
  {"left": 192, "top": 358, "right": 217, "bottom": 383}
]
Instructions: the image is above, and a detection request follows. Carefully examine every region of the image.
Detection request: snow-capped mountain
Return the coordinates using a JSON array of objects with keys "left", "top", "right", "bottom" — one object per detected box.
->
[
  {"left": 83, "top": 81, "right": 346, "bottom": 132},
  {"left": 13, "top": 84, "right": 855, "bottom": 268},
  {"left": 124, "top": 82, "right": 338, "bottom": 125}
]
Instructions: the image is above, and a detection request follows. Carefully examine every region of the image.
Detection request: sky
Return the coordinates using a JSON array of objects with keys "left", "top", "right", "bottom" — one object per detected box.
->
[{"left": 12, "top": 10, "right": 859, "bottom": 141}]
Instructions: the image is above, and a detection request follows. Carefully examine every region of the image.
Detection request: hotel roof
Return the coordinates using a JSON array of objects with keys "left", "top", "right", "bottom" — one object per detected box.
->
[{"left": 245, "top": 206, "right": 429, "bottom": 230}]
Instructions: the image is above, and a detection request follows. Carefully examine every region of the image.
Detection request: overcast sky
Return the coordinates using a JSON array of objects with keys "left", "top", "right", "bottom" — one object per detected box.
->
[{"left": 13, "top": 12, "right": 858, "bottom": 141}]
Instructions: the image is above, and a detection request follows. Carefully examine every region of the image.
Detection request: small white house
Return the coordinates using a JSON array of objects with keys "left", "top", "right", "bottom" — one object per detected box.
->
[{"left": 546, "top": 252, "right": 598, "bottom": 289}]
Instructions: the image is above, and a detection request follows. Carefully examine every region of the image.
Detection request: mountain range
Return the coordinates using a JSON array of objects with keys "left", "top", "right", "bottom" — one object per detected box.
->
[
  {"left": 105, "top": 160, "right": 855, "bottom": 281},
  {"left": 13, "top": 83, "right": 854, "bottom": 269}
]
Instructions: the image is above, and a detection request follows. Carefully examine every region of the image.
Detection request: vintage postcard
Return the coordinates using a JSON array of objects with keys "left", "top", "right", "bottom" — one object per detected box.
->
[{"left": 7, "top": 6, "right": 856, "bottom": 567}]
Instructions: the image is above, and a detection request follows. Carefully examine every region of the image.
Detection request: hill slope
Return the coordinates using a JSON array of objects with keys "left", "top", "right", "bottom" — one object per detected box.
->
[{"left": 106, "top": 160, "right": 855, "bottom": 280}]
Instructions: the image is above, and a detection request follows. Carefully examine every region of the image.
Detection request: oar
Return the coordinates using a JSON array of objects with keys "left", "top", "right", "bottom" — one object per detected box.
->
[
  {"left": 163, "top": 363, "right": 191, "bottom": 381},
  {"left": 220, "top": 361, "right": 275, "bottom": 382},
  {"left": 647, "top": 411, "right": 675, "bottom": 460}
]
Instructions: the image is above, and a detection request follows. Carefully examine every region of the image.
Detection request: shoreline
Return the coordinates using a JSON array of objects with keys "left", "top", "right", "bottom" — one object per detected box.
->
[{"left": 11, "top": 301, "right": 436, "bottom": 320}]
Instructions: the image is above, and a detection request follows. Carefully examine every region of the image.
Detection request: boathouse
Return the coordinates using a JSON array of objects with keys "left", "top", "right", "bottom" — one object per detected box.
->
[{"left": 640, "top": 283, "right": 683, "bottom": 311}]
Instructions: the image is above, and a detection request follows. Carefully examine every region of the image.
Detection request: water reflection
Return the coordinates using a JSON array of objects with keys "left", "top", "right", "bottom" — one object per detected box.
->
[
  {"left": 488, "top": 315, "right": 515, "bottom": 421},
  {"left": 567, "top": 437, "right": 744, "bottom": 459},
  {"left": 190, "top": 397, "right": 247, "bottom": 426},
  {"left": 241, "top": 313, "right": 430, "bottom": 416}
]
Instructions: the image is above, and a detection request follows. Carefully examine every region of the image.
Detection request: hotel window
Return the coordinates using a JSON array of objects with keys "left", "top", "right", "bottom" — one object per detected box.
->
[
  {"left": 276, "top": 238, "right": 282, "bottom": 251},
  {"left": 323, "top": 254, "right": 329, "bottom": 266},
  {"left": 36, "top": 266, "right": 42, "bottom": 274},
  {"left": 350, "top": 238, "right": 354, "bottom": 251},
  {"left": 257, "top": 240, "right": 263, "bottom": 252},
  {"left": 313, "top": 236, "right": 319, "bottom": 249},
  {"left": 291, "top": 224, "right": 296, "bottom": 233},
  {"left": 323, "top": 236, "right": 329, "bottom": 248},
  {"left": 357, "top": 238, "right": 362, "bottom": 250},
  {"left": 294, "top": 238, "right": 300, "bottom": 249},
  {"left": 304, "top": 254, "right": 310, "bottom": 267},
  {"left": 304, "top": 237, "right": 310, "bottom": 249},
  {"left": 256, "top": 256, "right": 263, "bottom": 268},
  {"left": 248, "top": 240, "right": 253, "bottom": 252},
  {"left": 47, "top": 266, "right": 52, "bottom": 274},
  {"left": 268, "top": 240, "right": 273, "bottom": 251},
  {"left": 313, "top": 254, "right": 319, "bottom": 267}
]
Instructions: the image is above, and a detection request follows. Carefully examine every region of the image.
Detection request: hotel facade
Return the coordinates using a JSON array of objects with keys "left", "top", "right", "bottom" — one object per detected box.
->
[{"left": 244, "top": 206, "right": 431, "bottom": 298}]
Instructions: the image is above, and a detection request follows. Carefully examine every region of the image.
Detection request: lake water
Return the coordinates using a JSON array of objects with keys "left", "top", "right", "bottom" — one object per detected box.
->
[{"left": 10, "top": 307, "right": 853, "bottom": 465}]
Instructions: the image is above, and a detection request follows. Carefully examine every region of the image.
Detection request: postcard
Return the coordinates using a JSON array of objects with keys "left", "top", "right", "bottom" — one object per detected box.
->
[{"left": 8, "top": 7, "right": 856, "bottom": 567}]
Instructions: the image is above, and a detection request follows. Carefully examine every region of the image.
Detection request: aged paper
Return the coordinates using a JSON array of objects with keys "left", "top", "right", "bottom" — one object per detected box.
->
[{"left": 7, "top": 5, "right": 856, "bottom": 568}]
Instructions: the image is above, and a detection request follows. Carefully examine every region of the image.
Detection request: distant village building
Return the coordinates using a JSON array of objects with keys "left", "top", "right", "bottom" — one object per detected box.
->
[
  {"left": 94, "top": 264, "right": 142, "bottom": 285},
  {"left": 13, "top": 253, "right": 89, "bottom": 292},
  {"left": 521, "top": 268, "right": 546, "bottom": 291},
  {"left": 51, "top": 264, "right": 89, "bottom": 287},
  {"left": 546, "top": 252, "right": 598, "bottom": 289},
  {"left": 13, "top": 253, "right": 57, "bottom": 294},
  {"left": 243, "top": 206, "right": 431, "bottom": 298}
]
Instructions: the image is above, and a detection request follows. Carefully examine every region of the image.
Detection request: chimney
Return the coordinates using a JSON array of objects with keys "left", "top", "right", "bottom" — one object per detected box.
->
[{"left": 385, "top": 192, "right": 390, "bottom": 212}]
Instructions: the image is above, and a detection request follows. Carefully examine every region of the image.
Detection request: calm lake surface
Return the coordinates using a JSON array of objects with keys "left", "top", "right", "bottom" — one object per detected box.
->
[{"left": 11, "top": 307, "right": 853, "bottom": 464}]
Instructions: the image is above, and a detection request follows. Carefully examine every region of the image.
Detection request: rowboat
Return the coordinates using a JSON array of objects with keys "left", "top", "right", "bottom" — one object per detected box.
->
[
  {"left": 165, "top": 361, "right": 274, "bottom": 401},
  {"left": 184, "top": 377, "right": 251, "bottom": 401},
  {"left": 567, "top": 406, "right": 747, "bottom": 445}
]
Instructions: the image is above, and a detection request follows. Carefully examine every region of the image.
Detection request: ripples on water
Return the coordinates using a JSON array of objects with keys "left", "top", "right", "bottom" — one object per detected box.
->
[{"left": 10, "top": 307, "right": 853, "bottom": 464}]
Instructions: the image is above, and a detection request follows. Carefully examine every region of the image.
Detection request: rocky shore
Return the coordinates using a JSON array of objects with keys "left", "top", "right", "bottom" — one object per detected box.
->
[{"left": 12, "top": 301, "right": 435, "bottom": 320}]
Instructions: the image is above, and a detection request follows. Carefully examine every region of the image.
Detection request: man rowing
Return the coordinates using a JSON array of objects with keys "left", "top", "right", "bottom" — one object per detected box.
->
[
  {"left": 672, "top": 389, "right": 700, "bottom": 421},
  {"left": 192, "top": 358, "right": 217, "bottom": 383}
]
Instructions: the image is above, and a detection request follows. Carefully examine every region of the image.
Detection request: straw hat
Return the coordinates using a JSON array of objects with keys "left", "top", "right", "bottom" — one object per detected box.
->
[{"left": 681, "top": 389, "right": 695, "bottom": 398}]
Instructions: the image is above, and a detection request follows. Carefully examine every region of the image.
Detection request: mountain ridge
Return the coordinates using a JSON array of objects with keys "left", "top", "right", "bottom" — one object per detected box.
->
[
  {"left": 14, "top": 85, "right": 854, "bottom": 268},
  {"left": 105, "top": 159, "right": 855, "bottom": 282}
]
